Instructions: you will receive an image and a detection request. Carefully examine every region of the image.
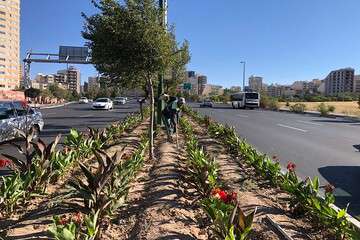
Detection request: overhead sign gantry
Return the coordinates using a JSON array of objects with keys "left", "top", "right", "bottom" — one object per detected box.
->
[{"left": 23, "top": 46, "right": 92, "bottom": 89}]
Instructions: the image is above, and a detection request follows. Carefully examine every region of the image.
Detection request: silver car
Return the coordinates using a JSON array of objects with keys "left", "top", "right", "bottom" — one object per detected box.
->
[{"left": 0, "top": 101, "right": 44, "bottom": 143}]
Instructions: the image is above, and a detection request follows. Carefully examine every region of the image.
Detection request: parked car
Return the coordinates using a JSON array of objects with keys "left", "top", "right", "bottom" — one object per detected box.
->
[
  {"left": 79, "top": 97, "right": 89, "bottom": 104},
  {"left": 200, "top": 100, "right": 213, "bottom": 108},
  {"left": 92, "top": 98, "right": 113, "bottom": 110},
  {"left": 0, "top": 101, "right": 44, "bottom": 143},
  {"left": 113, "top": 97, "right": 127, "bottom": 105}
]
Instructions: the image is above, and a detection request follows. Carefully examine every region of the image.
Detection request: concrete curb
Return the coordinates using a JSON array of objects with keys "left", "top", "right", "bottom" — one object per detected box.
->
[
  {"left": 34, "top": 102, "right": 76, "bottom": 110},
  {"left": 278, "top": 108, "right": 360, "bottom": 121}
]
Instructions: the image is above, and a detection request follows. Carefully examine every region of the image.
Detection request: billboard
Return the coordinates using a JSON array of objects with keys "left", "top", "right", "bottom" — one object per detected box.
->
[{"left": 59, "top": 46, "right": 89, "bottom": 61}]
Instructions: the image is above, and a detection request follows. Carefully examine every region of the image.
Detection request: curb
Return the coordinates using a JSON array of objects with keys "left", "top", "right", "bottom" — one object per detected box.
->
[
  {"left": 278, "top": 108, "right": 360, "bottom": 121},
  {"left": 35, "top": 102, "right": 76, "bottom": 110}
]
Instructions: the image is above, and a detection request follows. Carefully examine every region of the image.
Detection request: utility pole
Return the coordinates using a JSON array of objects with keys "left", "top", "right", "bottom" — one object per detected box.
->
[
  {"left": 157, "top": 0, "right": 168, "bottom": 125},
  {"left": 241, "top": 61, "right": 246, "bottom": 92}
]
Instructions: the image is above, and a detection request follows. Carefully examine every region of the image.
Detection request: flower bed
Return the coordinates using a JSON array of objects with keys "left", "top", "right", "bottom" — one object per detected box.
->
[
  {"left": 0, "top": 108, "right": 150, "bottom": 239},
  {"left": 183, "top": 106, "right": 360, "bottom": 239}
]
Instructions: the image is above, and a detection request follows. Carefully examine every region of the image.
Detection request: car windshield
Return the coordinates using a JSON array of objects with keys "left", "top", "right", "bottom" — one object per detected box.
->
[
  {"left": 81, "top": 97, "right": 87, "bottom": 99},
  {"left": 96, "top": 99, "right": 108, "bottom": 102},
  {"left": 116, "top": 97, "right": 125, "bottom": 100}
]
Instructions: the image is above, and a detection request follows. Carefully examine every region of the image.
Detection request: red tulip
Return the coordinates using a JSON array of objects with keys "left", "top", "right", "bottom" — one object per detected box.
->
[
  {"left": 0, "top": 159, "right": 10, "bottom": 168},
  {"left": 287, "top": 162, "right": 296, "bottom": 172}
]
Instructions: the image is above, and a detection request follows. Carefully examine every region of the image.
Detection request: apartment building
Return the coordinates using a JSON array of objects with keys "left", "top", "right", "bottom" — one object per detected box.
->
[
  {"left": 324, "top": 68, "right": 354, "bottom": 96},
  {"left": 0, "top": 0, "right": 20, "bottom": 89},
  {"left": 354, "top": 75, "right": 360, "bottom": 93},
  {"left": 197, "top": 75, "right": 207, "bottom": 95},
  {"left": 57, "top": 66, "right": 81, "bottom": 93},
  {"left": 248, "top": 75, "right": 263, "bottom": 92}
]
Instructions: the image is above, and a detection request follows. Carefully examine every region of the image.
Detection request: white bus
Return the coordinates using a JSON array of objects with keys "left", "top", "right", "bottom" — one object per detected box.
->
[{"left": 231, "top": 92, "right": 260, "bottom": 109}]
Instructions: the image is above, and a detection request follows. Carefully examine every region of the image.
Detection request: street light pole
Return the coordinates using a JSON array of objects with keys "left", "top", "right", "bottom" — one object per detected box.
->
[
  {"left": 241, "top": 61, "right": 246, "bottom": 91},
  {"left": 157, "top": 0, "right": 168, "bottom": 125}
]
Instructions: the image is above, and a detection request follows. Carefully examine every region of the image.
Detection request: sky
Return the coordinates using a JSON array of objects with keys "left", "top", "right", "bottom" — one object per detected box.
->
[{"left": 21, "top": 0, "right": 360, "bottom": 88}]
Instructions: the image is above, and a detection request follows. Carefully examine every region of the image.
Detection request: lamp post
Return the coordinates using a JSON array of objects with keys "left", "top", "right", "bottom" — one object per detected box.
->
[
  {"left": 240, "top": 61, "right": 246, "bottom": 92},
  {"left": 157, "top": 0, "right": 168, "bottom": 125}
]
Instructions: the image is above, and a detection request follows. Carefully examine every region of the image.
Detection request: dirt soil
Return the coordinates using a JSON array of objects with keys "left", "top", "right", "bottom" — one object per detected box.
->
[
  {"left": 104, "top": 131, "right": 209, "bottom": 240},
  {"left": 187, "top": 116, "right": 334, "bottom": 240},
  {"left": 1, "top": 121, "right": 149, "bottom": 240}
]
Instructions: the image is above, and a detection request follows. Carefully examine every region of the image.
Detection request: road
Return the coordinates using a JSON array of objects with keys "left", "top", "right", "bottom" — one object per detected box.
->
[
  {"left": 193, "top": 103, "right": 360, "bottom": 218},
  {"left": 0, "top": 100, "right": 140, "bottom": 175}
]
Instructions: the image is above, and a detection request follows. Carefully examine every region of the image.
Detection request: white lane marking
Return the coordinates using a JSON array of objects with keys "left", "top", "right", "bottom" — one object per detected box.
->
[
  {"left": 80, "top": 114, "right": 93, "bottom": 118},
  {"left": 237, "top": 114, "right": 249, "bottom": 118},
  {"left": 296, "top": 120, "right": 323, "bottom": 126},
  {"left": 277, "top": 124, "right": 308, "bottom": 133}
]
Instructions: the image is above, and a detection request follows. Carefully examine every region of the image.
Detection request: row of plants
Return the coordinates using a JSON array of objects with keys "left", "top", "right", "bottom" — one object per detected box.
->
[
  {"left": 183, "top": 106, "right": 360, "bottom": 240},
  {"left": 0, "top": 108, "right": 150, "bottom": 217},
  {"left": 287, "top": 102, "right": 335, "bottom": 116},
  {"left": 49, "top": 135, "right": 149, "bottom": 240},
  {"left": 180, "top": 117, "right": 257, "bottom": 240}
]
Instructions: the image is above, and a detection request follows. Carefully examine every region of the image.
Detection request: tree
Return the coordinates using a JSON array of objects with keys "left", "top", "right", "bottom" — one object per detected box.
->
[
  {"left": 48, "top": 84, "right": 67, "bottom": 100},
  {"left": 82, "top": 0, "right": 189, "bottom": 158},
  {"left": 24, "top": 88, "right": 40, "bottom": 99},
  {"left": 358, "top": 95, "right": 360, "bottom": 109}
]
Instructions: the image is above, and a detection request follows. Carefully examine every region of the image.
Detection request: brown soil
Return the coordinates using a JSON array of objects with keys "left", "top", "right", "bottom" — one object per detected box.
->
[
  {"left": 187, "top": 117, "right": 333, "bottom": 240},
  {"left": 103, "top": 131, "right": 209, "bottom": 240},
  {"left": 1, "top": 121, "right": 149, "bottom": 239}
]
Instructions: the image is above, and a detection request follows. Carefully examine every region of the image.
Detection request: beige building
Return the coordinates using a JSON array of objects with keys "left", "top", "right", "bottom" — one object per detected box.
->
[
  {"left": 325, "top": 68, "right": 354, "bottom": 96},
  {"left": 248, "top": 76, "right": 263, "bottom": 92},
  {"left": 354, "top": 75, "right": 360, "bottom": 93},
  {"left": 57, "top": 66, "right": 81, "bottom": 93},
  {"left": 0, "top": 0, "right": 20, "bottom": 90}
]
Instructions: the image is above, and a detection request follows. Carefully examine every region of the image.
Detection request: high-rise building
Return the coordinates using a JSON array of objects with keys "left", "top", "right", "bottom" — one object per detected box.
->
[
  {"left": 57, "top": 66, "right": 81, "bottom": 93},
  {"left": 324, "top": 68, "right": 354, "bottom": 96},
  {"left": 197, "top": 75, "right": 207, "bottom": 95},
  {"left": 248, "top": 76, "right": 263, "bottom": 92},
  {"left": 354, "top": 75, "right": 360, "bottom": 93},
  {"left": 0, "top": 0, "right": 20, "bottom": 89},
  {"left": 88, "top": 76, "right": 100, "bottom": 88}
]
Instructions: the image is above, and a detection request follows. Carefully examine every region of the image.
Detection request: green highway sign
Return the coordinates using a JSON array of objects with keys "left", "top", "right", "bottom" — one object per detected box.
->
[{"left": 183, "top": 83, "right": 192, "bottom": 90}]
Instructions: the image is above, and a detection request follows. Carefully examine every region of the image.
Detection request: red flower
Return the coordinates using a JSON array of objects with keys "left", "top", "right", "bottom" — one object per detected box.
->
[
  {"left": 0, "top": 159, "right": 11, "bottom": 168},
  {"left": 227, "top": 192, "right": 237, "bottom": 203},
  {"left": 211, "top": 188, "right": 222, "bottom": 196},
  {"left": 324, "top": 184, "right": 335, "bottom": 194},
  {"left": 287, "top": 162, "right": 296, "bottom": 172},
  {"left": 72, "top": 212, "right": 83, "bottom": 224},
  {"left": 218, "top": 191, "right": 228, "bottom": 202},
  {"left": 58, "top": 215, "right": 68, "bottom": 225}
]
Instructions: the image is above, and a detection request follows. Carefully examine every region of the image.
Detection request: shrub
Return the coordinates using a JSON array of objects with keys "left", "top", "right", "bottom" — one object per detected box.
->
[
  {"left": 318, "top": 103, "right": 335, "bottom": 116},
  {"left": 290, "top": 103, "right": 306, "bottom": 113}
]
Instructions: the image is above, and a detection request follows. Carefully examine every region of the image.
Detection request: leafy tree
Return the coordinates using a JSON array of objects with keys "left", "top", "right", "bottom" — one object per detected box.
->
[
  {"left": 48, "top": 84, "right": 67, "bottom": 100},
  {"left": 24, "top": 88, "right": 40, "bottom": 99},
  {"left": 82, "top": 0, "right": 189, "bottom": 158}
]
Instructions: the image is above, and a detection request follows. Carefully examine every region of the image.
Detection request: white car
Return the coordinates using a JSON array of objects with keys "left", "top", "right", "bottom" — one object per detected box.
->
[
  {"left": 92, "top": 98, "right": 113, "bottom": 110},
  {"left": 79, "top": 97, "right": 89, "bottom": 104},
  {"left": 114, "top": 97, "right": 126, "bottom": 105}
]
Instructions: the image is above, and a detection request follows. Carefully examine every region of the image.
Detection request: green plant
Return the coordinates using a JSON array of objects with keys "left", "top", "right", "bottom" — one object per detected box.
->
[
  {"left": 48, "top": 211, "right": 99, "bottom": 240},
  {"left": 318, "top": 103, "right": 335, "bottom": 116},
  {"left": 66, "top": 149, "right": 124, "bottom": 215},
  {"left": 0, "top": 173, "right": 26, "bottom": 215},
  {"left": 64, "top": 129, "right": 95, "bottom": 158},
  {"left": 290, "top": 103, "right": 306, "bottom": 113}
]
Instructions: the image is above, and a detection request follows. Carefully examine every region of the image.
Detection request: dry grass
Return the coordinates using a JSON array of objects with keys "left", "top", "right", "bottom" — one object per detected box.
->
[{"left": 280, "top": 101, "right": 360, "bottom": 116}]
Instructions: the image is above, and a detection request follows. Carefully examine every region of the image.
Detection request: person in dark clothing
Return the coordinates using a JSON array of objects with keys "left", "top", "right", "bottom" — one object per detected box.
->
[{"left": 161, "top": 95, "right": 185, "bottom": 139}]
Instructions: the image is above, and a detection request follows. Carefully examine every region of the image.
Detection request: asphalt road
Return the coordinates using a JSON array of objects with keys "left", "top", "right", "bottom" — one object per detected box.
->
[
  {"left": 192, "top": 103, "right": 360, "bottom": 218},
  {"left": 0, "top": 100, "right": 140, "bottom": 175}
]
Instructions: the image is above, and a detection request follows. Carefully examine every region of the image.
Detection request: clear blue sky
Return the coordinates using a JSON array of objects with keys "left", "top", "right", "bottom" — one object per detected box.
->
[{"left": 21, "top": 0, "right": 360, "bottom": 88}]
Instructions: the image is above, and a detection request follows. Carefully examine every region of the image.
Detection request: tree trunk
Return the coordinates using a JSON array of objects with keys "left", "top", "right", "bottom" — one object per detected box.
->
[{"left": 148, "top": 78, "right": 155, "bottom": 159}]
